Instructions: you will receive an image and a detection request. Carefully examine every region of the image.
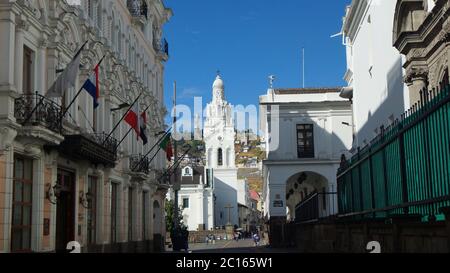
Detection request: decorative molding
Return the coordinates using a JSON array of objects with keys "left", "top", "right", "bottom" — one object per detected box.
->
[
  {"left": 404, "top": 67, "right": 429, "bottom": 84},
  {"left": 0, "top": 126, "right": 18, "bottom": 155}
]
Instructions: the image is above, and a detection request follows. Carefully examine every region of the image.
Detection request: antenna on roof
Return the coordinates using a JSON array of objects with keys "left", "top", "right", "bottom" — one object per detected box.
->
[{"left": 302, "top": 47, "right": 305, "bottom": 88}]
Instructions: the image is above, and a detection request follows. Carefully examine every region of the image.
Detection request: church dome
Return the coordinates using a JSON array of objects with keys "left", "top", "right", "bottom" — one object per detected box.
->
[{"left": 213, "top": 75, "right": 224, "bottom": 90}]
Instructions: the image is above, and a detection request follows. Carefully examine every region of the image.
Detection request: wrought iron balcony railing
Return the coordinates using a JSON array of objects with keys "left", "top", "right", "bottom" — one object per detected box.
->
[
  {"left": 87, "top": 133, "right": 119, "bottom": 156},
  {"left": 130, "top": 154, "right": 150, "bottom": 174},
  {"left": 127, "top": 0, "right": 148, "bottom": 19},
  {"left": 58, "top": 133, "right": 118, "bottom": 167},
  {"left": 14, "top": 92, "right": 63, "bottom": 134}
]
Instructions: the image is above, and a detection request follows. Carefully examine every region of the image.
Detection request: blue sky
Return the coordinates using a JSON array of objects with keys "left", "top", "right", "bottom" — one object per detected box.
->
[{"left": 162, "top": 0, "right": 351, "bottom": 122}]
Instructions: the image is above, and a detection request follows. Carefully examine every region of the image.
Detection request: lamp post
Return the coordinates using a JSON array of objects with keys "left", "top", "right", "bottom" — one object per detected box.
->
[{"left": 172, "top": 81, "right": 180, "bottom": 231}]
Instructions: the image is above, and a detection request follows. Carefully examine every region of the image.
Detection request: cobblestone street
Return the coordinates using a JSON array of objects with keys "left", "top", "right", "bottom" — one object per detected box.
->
[{"left": 168, "top": 239, "right": 298, "bottom": 253}]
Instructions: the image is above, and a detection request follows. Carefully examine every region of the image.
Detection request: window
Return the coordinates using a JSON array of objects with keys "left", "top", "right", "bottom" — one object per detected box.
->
[
  {"left": 297, "top": 124, "right": 315, "bottom": 158},
  {"left": 218, "top": 148, "right": 223, "bottom": 166},
  {"left": 11, "top": 156, "right": 33, "bottom": 252},
  {"left": 182, "top": 198, "right": 189, "bottom": 209},
  {"left": 87, "top": 176, "right": 97, "bottom": 245},
  {"left": 23, "top": 46, "right": 33, "bottom": 94},
  {"left": 128, "top": 187, "right": 133, "bottom": 242},
  {"left": 110, "top": 183, "right": 119, "bottom": 243}
]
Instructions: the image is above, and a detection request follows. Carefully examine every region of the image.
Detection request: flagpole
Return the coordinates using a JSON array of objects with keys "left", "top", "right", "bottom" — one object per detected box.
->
[
  {"left": 103, "top": 93, "right": 142, "bottom": 145},
  {"left": 59, "top": 54, "right": 107, "bottom": 124},
  {"left": 142, "top": 145, "right": 163, "bottom": 172},
  {"left": 59, "top": 86, "right": 84, "bottom": 122},
  {"left": 115, "top": 128, "right": 133, "bottom": 152},
  {"left": 159, "top": 147, "right": 191, "bottom": 182},
  {"left": 173, "top": 80, "right": 179, "bottom": 232},
  {"left": 133, "top": 128, "right": 172, "bottom": 171},
  {"left": 22, "top": 41, "right": 89, "bottom": 126}
]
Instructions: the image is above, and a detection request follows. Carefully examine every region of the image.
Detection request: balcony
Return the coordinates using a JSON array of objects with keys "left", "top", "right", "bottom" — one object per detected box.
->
[
  {"left": 58, "top": 133, "right": 118, "bottom": 167},
  {"left": 127, "top": 0, "right": 148, "bottom": 19},
  {"left": 129, "top": 154, "right": 150, "bottom": 174},
  {"left": 153, "top": 38, "right": 169, "bottom": 61},
  {"left": 14, "top": 92, "right": 63, "bottom": 135}
]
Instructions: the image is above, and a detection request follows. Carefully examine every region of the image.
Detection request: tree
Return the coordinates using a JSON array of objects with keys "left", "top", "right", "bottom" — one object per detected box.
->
[{"left": 165, "top": 199, "right": 187, "bottom": 235}]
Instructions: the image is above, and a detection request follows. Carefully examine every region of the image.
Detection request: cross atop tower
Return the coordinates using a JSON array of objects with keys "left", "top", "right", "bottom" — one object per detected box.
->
[{"left": 269, "top": 75, "right": 276, "bottom": 89}]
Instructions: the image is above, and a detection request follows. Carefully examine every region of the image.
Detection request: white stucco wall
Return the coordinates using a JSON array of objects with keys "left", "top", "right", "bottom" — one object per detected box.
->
[
  {"left": 213, "top": 169, "right": 239, "bottom": 227},
  {"left": 178, "top": 185, "right": 214, "bottom": 231},
  {"left": 343, "top": 0, "right": 409, "bottom": 148}
]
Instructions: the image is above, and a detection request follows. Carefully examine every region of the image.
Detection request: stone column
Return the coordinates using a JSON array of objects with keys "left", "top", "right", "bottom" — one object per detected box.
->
[
  {"left": 30, "top": 145, "right": 45, "bottom": 252},
  {"left": 0, "top": 127, "right": 15, "bottom": 252},
  {"left": 37, "top": 38, "right": 48, "bottom": 95},
  {"left": 14, "top": 18, "right": 27, "bottom": 94},
  {"left": 94, "top": 168, "right": 105, "bottom": 247},
  {"left": 405, "top": 67, "right": 429, "bottom": 106},
  {"left": 0, "top": 9, "right": 16, "bottom": 93}
]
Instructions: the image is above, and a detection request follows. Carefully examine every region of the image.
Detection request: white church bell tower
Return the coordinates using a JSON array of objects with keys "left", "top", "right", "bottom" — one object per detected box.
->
[{"left": 204, "top": 74, "right": 239, "bottom": 227}]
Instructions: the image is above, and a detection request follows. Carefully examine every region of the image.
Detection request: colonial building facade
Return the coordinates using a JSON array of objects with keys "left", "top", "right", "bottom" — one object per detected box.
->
[
  {"left": 0, "top": 0, "right": 172, "bottom": 252},
  {"left": 259, "top": 87, "right": 353, "bottom": 246},
  {"left": 393, "top": 0, "right": 450, "bottom": 95}
]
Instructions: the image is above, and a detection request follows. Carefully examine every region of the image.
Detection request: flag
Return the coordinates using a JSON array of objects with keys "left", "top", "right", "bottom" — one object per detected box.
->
[
  {"left": 46, "top": 42, "right": 86, "bottom": 98},
  {"left": 124, "top": 102, "right": 140, "bottom": 138},
  {"left": 159, "top": 133, "right": 173, "bottom": 161},
  {"left": 81, "top": 64, "right": 100, "bottom": 108},
  {"left": 139, "top": 110, "right": 148, "bottom": 145}
]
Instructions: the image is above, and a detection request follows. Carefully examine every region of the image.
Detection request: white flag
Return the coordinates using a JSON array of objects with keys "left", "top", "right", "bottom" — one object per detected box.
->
[{"left": 46, "top": 49, "right": 82, "bottom": 98}]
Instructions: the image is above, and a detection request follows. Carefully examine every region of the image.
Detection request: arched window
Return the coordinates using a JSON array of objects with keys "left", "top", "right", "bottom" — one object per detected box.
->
[{"left": 218, "top": 148, "right": 223, "bottom": 166}]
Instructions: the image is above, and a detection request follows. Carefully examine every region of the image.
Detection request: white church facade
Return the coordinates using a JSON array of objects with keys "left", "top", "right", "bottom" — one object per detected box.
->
[
  {"left": 204, "top": 75, "right": 239, "bottom": 228},
  {"left": 169, "top": 75, "right": 240, "bottom": 231}
]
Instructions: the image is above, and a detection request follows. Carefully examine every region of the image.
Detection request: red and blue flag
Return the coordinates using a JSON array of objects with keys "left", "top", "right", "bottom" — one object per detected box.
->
[{"left": 82, "top": 64, "right": 100, "bottom": 109}]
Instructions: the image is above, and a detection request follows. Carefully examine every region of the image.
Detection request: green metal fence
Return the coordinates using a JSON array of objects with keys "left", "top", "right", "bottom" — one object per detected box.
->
[{"left": 337, "top": 83, "right": 450, "bottom": 222}]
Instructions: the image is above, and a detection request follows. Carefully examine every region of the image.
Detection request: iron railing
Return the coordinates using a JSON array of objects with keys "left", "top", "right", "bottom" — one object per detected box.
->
[
  {"left": 295, "top": 192, "right": 338, "bottom": 224},
  {"left": 14, "top": 92, "right": 62, "bottom": 134},
  {"left": 337, "top": 83, "right": 450, "bottom": 222},
  {"left": 59, "top": 133, "right": 119, "bottom": 167},
  {"left": 86, "top": 133, "right": 119, "bottom": 157},
  {"left": 127, "top": 0, "right": 148, "bottom": 19},
  {"left": 130, "top": 154, "right": 150, "bottom": 174}
]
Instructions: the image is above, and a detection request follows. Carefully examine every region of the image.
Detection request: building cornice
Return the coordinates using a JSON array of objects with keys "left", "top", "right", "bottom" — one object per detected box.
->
[
  {"left": 263, "top": 159, "right": 341, "bottom": 166},
  {"left": 394, "top": 0, "right": 450, "bottom": 57},
  {"left": 343, "top": 0, "right": 369, "bottom": 42}
]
